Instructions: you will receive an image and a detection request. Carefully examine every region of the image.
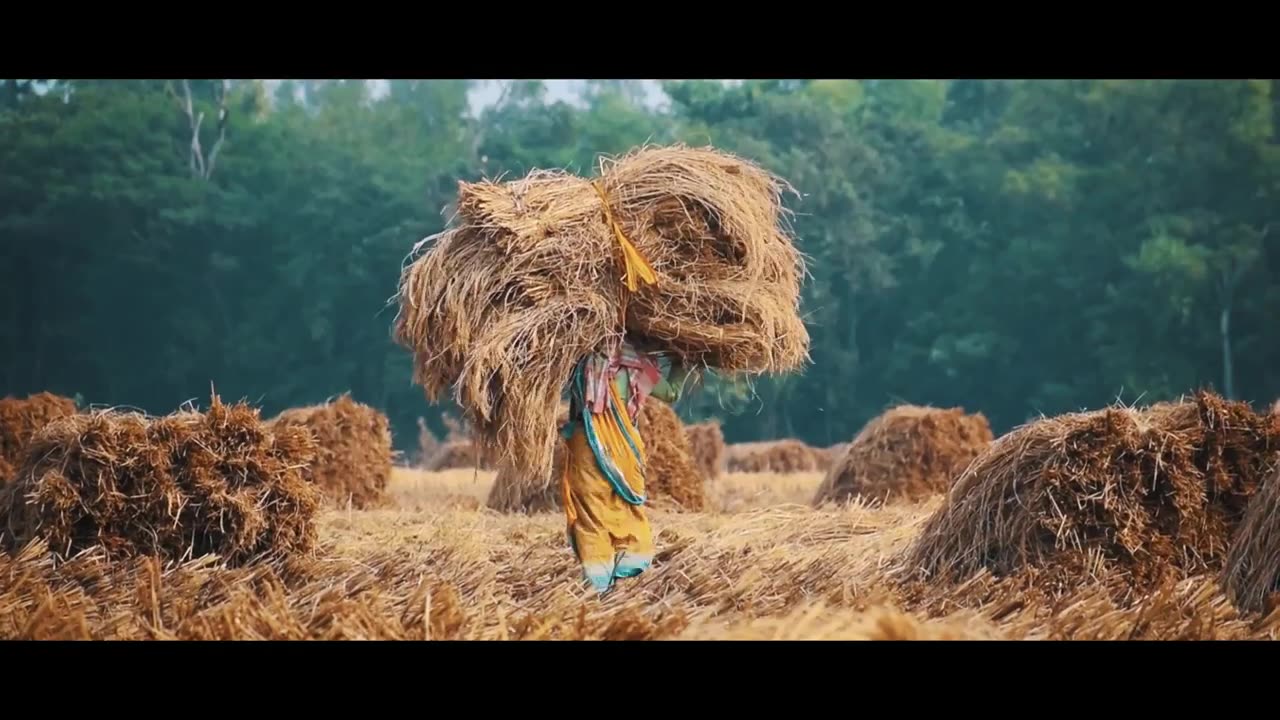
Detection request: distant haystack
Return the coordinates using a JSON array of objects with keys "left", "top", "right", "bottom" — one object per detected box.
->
[
  {"left": 0, "top": 392, "right": 78, "bottom": 484},
  {"left": 416, "top": 418, "right": 441, "bottom": 468},
  {"left": 812, "top": 405, "right": 992, "bottom": 507},
  {"left": 818, "top": 443, "right": 849, "bottom": 472},
  {"left": 0, "top": 395, "right": 321, "bottom": 565},
  {"left": 905, "top": 391, "right": 1280, "bottom": 597},
  {"left": 637, "top": 398, "right": 708, "bottom": 512},
  {"left": 428, "top": 441, "right": 495, "bottom": 472},
  {"left": 727, "top": 439, "right": 822, "bottom": 474},
  {"left": 685, "top": 420, "right": 727, "bottom": 481},
  {"left": 271, "top": 395, "right": 393, "bottom": 509}
]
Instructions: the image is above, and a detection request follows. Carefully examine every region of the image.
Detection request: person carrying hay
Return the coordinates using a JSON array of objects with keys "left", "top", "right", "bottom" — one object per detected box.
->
[
  {"left": 392, "top": 144, "right": 811, "bottom": 591},
  {"left": 560, "top": 337, "right": 691, "bottom": 594}
]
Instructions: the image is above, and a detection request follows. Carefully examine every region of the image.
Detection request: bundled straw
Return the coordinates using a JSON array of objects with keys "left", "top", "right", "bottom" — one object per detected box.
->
[
  {"left": 0, "top": 395, "right": 321, "bottom": 565},
  {"left": 270, "top": 394, "right": 393, "bottom": 510},
  {"left": 0, "top": 392, "right": 78, "bottom": 484},
  {"left": 394, "top": 144, "right": 808, "bottom": 479},
  {"left": 637, "top": 398, "right": 708, "bottom": 512},
  {"left": 727, "top": 440, "right": 823, "bottom": 473},
  {"left": 685, "top": 420, "right": 727, "bottom": 480},
  {"left": 813, "top": 405, "right": 992, "bottom": 507},
  {"left": 1222, "top": 466, "right": 1280, "bottom": 612},
  {"left": 904, "top": 391, "right": 1279, "bottom": 596}
]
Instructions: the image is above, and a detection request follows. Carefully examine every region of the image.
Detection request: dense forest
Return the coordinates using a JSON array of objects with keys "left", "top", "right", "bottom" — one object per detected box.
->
[{"left": 2, "top": 79, "right": 1277, "bottom": 450}]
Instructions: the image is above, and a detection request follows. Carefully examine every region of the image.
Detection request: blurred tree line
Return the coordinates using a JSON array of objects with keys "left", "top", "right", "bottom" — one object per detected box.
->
[{"left": 2, "top": 79, "right": 1277, "bottom": 449}]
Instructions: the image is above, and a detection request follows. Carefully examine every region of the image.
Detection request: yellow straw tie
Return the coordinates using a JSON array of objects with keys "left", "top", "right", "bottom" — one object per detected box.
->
[{"left": 592, "top": 181, "right": 658, "bottom": 292}]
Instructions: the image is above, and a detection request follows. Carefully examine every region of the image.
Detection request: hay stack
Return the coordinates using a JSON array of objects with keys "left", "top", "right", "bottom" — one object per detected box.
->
[
  {"left": 424, "top": 412, "right": 498, "bottom": 471},
  {"left": 817, "top": 443, "right": 849, "bottom": 472},
  {"left": 727, "top": 440, "right": 822, "bottom": 473},
  {"left": 486, "top": 399, "right": 707, "bottom": 513},
  {"left": 0, "top": 392, "right": 78, "bottom": 484},
  {"left": 637, "top": 398, "right": 708, "bottom": 512},
  {"left": 904, "top": 391, "right": 1280, "bottom": 595},
  {"left": 0, "top": 396, "right": 321, "bottom": 565},
  {"left": 429, "top": 440, "right": 496, "bottom": 471},
  {"left": 812, "top": 405, "right": 993, "bottom": 507},
  {"left": 270, "top": 395, "right": 393, "bottom": 510},
  {"left": 1222, "top": 467, "right": 1280, "bottom": 613},
  {"left": 393, "top": 144, "right": 809, "bottom": 481},
  {"left": 415, "top": 418, "right": 440, "bottom": 468},
  {"left": 487, "top": 444, "right": 566, "bottom": 513},
  {"left": 685, "top": 420, "right": 727, "bottom": 480}
]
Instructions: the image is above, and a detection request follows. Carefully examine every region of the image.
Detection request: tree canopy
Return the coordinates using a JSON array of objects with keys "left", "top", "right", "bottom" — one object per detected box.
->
[{"left": 3, "top": 79, "right": 1276, "bottom": 448}]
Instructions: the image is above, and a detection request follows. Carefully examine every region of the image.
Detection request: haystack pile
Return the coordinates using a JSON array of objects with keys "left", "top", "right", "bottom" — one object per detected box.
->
[
  {"left": 394, "top": 144, "right": 808, "bottom": 482},
  {"left": 637, "top": 398, "right": 708, "bottom": 511},
  {"left": 727, "top": 440, "right": 823, "bottom": 473},
  {"left": 427, "top": 441, "right": 495, "bottom": 471},
  {"left": 0, "top": 396, "right": 322, "bottom": 565},
  {"left": 421, "top": 413, "right": 497, "bottom": 471},
  {"left": 685, "top": 420, "right": 726, "bottom": 481},
  {"left": 820, "top": 443, "right": 849, "bottom": 471},
  {"left": 904, "top": 391, "right": 1280, "bottom": 595},
  {"left": 270, "top": 395, "right": 393, "bottom": 510},
  {"left": 415, "top": 418, "right": 440, "bottom": 468},
  {"left": 1222, "top": 466, "right": 1280, "bottom": 613},
  {"left": 812, "top": 405, "right": 993, "bottom": 507},
  {"left": 0, "top": 392, "right": 78, "bottom": 484},
  {"left": 487, "top": 398, "right": 707, "bottom": 513}
]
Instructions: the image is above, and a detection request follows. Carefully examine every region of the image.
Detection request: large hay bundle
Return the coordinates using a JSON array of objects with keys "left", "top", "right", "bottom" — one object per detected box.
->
[
  {"left": 1222, "top": 467, "right": 1280, "bottom": 612},
  {"left": 813, "top": 405, "right": 993, "bottom": 507},
  {"left": 486, "top": 398, "right": 707, "bottom": 513},
  {"left": 487, "top": 445, "right": 566, "bottom": 513},
  {"left": 0, "top": 396, "right": 321, "bottom": 565},
  {"left": 727, "top": 440, "right": 822, "bottom": 473},
  {"left": 394, "top": 144, "right": 808, "bottom": 481},
  {"left": 685, "top": 420, "right": 726, "bottom": 480},
  {"left": 270, "top": 395, "right": 392, "bottom": 510},
  {"left": 904, "top": 391, "right": 1280, "bottom": 596},
  {"left": 637, "top": 398, "right": 708, "bottom": 512},
  {"left": 0, "top": 392, "right": 78, "bottom": 484}
]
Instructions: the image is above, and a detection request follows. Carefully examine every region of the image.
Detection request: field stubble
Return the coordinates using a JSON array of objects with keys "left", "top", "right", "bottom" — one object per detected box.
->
[{"left": 3, "top": 467, "right": 1278, "bottom": 640}]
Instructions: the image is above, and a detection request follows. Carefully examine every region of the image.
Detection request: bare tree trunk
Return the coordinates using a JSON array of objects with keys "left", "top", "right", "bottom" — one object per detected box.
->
[
  {"left": 1220, "top": 302, "right": 1234, "bottom": 400},
  {"left": 167, "top": 80, "right": 230, "bottom": 181}
]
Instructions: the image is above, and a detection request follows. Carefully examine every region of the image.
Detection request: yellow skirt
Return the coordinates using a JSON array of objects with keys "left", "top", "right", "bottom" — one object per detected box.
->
[{"left": 561, "top": 425, "right": 655, "bottom": 594}]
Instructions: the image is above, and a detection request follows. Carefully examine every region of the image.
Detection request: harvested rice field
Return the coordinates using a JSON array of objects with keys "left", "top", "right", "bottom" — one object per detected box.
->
[{"left": 6, "top": 466, "right": 1279, "bottom": 640}]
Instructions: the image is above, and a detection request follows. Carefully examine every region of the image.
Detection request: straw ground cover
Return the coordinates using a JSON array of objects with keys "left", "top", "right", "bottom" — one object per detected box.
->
[{"left": 5, "top": 463, "right": 1279, "bottom": 640}]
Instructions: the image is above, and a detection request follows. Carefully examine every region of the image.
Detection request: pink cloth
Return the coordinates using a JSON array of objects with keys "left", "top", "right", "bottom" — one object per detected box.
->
[{"left": 584, "top": 342, "right": 662, "bottom": 420}]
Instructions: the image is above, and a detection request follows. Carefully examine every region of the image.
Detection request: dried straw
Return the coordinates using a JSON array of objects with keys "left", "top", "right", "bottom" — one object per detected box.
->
[
  {"left": 270, "top": 394, "right": 393, "bottom": 510},
  {"left": 904, "top": 391, "right": 1279, "bottom": 597},
  {"left": 637, "top": 398, "right": 707, "bottom": 512},
  {"left": 1222, "top": 466, "right": 1280, "bottom": 613},
  {"left": 0, "top": 392, "right": 78, "bottom": 484},
  {"left": 0, "top": 395, "right": 322, "bottom": 566},
  {"left": 727, "top": 439, "right": 823, "bottom": 473},
  {"left": 685, "top": 420, "right": 727, "bottom": 480},
  {"left": 393, "top": 144, "right": 809, "bottom": 480},
  {"left": 812, "top": 405, "right": 992, "bottom": 507}
]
